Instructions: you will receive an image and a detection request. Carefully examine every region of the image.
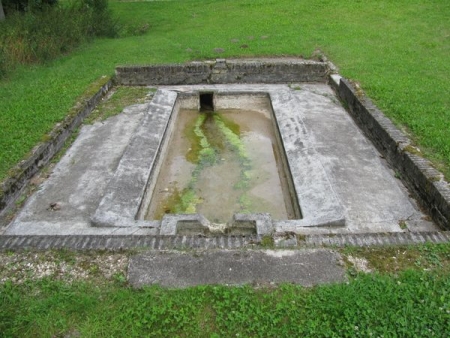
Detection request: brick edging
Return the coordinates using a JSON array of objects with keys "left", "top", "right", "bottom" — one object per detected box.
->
[{"left": 1, "top": 232, "right": 449, "bottom": 251}]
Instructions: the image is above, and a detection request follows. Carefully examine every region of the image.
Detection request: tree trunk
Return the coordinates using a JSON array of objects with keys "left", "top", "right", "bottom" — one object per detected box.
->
[{"left": 0, "top": 0, "right": 5, "bottom": 21}]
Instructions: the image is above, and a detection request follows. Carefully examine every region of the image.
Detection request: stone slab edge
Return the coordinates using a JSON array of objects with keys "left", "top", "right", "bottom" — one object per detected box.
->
[
  {"left": 330, "top": 76, "right": 450, "bottom": 230},
  {"left": 115, "top": 59, "right": 329, "bottom": 86},
  {"left": 0, "top": 78, "right": 114, "bottom": 216},
  {"left": 127, "top": 249, "right": 346, "bottom": 288},
  {"left": 0, "top": 232, "right": 449, "bottom": 251},
  {"left": 91, "top": 89, "right": 177, "bottom": 228},
  {"left": 268, "top": 89, "right": 346, "bottom": 228}
]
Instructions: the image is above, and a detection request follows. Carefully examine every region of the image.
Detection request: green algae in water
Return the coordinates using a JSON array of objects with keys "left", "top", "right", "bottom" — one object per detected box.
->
[
  {"left": 185, "top": 112, "right": 240, "bottom": 164},
  {"left": 162, "top": 111, "right": 252, "bottom": 215},
  {"left": 169, "top": 113, "right": 217, "bottom": 214},
  {"left": 152, "top": 187, "right": 182, "bottom": 220},
  {"left": 213, "top": 114, "right": 253, "bottom": 194},
  {"left": 175, "top": 188, "right": 201, "bottom": 214},
  {"left": 146, "top": 106, "right": 294, "bottom": 222}
]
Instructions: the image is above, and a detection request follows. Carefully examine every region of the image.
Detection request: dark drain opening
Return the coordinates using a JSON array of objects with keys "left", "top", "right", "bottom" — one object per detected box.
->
[{"left": 200, "top": 92, "right": 214, "bottom": 111}]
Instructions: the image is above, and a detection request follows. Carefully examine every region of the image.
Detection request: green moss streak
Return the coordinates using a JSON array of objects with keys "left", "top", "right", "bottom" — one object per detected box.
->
[
  {"left": 184, "top": 118, "right": 201, "bottom": 163},
  {"left": 153, "top": 188, "right": 181, "bottom": 220},
  {"left": 194, "top": 113, "right": 217, "bottom": 166},
  {"left": 161, "top": 111, "right": 255, "bottom": 216},
  {"left": 213, "top": 114, "right": 253, "bottom": 212},
  {"left": 164, "top": 113, "right": 219, "bottom": 215}
]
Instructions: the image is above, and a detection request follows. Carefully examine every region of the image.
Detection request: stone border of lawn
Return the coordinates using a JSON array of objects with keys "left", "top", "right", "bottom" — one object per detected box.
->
[
  {"left": 0, "top": 78, "right": 114, "bottom": 216},
  {"left": 329, "top": 74, "right": 450, "bottom": 231},
  {"left": 0, "top": 232, "right": 449, "bottom": 251}
]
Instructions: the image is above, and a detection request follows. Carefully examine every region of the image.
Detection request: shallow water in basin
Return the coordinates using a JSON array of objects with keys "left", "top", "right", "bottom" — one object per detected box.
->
[{"left": 145, "top": 108, "right": 295, "bottom": 223}]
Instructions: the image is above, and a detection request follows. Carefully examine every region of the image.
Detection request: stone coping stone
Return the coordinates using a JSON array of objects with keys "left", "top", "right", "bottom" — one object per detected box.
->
[
  {"left": 91, "top": 89, "right": 178, "bottom": 228},
  {"left": 115, "top": 58, "right": 329, "bottom": 86},
  {"left": 159, "top": 213, "right": 273, "bottom": 236},
  {"left": 127, "top": 249, "right": 346, "bottom": 288}
]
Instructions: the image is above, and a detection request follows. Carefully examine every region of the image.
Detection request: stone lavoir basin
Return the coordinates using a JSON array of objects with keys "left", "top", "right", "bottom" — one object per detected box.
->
[
  {"left": 6, "top": 82, "right": 438, "bottom": 238},
  {"left": 92, "top": 85, "right": 348, "bottom": 236}
]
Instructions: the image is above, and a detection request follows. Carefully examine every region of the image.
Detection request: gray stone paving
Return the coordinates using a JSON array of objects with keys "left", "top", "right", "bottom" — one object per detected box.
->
[{"left": 128, "top": 249, "right": 346, "bottom": 288}]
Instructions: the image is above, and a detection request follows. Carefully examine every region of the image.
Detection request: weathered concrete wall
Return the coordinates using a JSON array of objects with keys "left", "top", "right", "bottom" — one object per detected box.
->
[
  {"left": 335, "top": 77, "right": 450, "bottom": 230},
  {"left": 115, "top": 59, "right": 329, "bottom": 86}
]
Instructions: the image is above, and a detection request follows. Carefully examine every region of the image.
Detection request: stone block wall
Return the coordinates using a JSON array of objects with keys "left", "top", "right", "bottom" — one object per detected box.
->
[{"left": 115, "top": 59, "right": 329, "bottom": 85}]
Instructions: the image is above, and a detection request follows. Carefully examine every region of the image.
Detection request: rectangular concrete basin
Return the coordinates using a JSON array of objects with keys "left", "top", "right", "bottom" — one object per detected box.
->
[{"left": 91, "top": 86, "right": 345, "bottom": 235}]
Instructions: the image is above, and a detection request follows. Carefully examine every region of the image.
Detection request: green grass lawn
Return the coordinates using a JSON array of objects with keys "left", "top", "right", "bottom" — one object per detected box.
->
[
  {"left": 1, "top": 243, "right": 449, "bottom": 337},
  {"left": 1, "top": 271, "right": 449, "bottom": 337},
  {"left": 0, "top": 0, "right": 449, "bottom": 182},
  {"left": 0, "top": 3, "right": 449, "bottom": 334}
]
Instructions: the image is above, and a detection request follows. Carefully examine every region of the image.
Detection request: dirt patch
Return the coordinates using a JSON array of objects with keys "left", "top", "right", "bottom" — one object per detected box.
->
[
  {"left": 0, "top": 251, "right": 128, "bottom": 284},
  {"left": 346, "top": 255, "right": 372, "bottom": 273}
]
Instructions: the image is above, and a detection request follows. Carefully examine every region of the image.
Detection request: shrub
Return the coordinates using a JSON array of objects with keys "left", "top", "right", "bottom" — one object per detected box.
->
[
  {"left": 0, "top": 0, "right": 119, "bottom": 77},
  {"left": 0, "top": 48, "right": 7, "bottom": 77},
  {"left": 2, "top": 0, "right": 58, "bottom": 15},
  {"left": 73, "top": 0, "right": 119, "bottom": 38}
]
